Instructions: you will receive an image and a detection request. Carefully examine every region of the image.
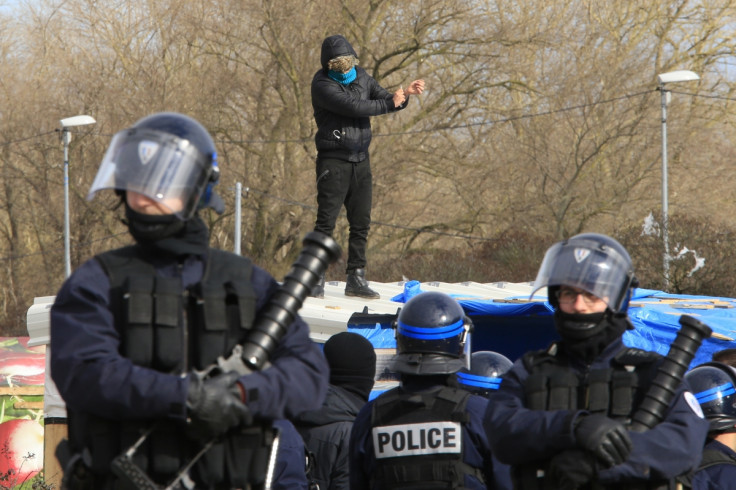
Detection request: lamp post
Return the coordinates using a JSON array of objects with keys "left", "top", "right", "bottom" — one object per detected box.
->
[
  {"left": 60, "top": 115, "right": 96, "bottom": 278},
  {"left": 656, "top": 70, "right": 699, "bottom": 291}
]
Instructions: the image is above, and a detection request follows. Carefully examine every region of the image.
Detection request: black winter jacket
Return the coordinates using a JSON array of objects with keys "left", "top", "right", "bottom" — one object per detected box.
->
[
  {"left": 294, "top": 384, "right": 367, "bottom": 490},
  {"left": 311, "top": 34, "right": 407, "bottom": 162}
]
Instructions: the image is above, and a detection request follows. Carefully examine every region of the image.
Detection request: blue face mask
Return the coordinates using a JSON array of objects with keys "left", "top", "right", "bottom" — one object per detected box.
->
[{"left": 328, "top": 67, "right": 357, "bottom": 85}]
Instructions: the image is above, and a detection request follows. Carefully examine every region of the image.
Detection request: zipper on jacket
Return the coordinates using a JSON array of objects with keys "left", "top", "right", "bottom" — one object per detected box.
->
[{"left": 178, "top": 261, "right": 189, "bottom": 375}]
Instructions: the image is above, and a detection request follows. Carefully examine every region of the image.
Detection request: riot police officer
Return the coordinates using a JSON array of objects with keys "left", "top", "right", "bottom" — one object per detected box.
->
[
  {"left": 678, "top": 362, "right": 736, "bottom": 489},
  {"left": 483, "top": 233, "right": 708, "bottom": 489},
  {"left": 348, "top": 291, "right": 510, "bottom": 489},
  {"left": 294, "top": 331, "right": 377, "bottom": 490},
  {"left": 271, "top": 419, "right": 311, "bottom": 490},
  {"left": 50, "top": 112, "right": 329, "bottom": 489},
  {"left": 457, "top": 350, "right": 513, "bottom": 397}
]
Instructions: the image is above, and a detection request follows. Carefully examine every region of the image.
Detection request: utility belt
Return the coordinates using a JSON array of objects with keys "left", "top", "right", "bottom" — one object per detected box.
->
[{"left": 58, "top": 422, "right": 279, "bottom": 490}]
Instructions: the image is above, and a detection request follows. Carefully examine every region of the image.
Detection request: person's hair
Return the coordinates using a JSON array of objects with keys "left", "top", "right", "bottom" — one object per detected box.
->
[
  {"left": 712, "top": 348, "right": 736, "bottom": 368},
  {"left": 328, "top": 55, "right": 357, "bottom": 73}
]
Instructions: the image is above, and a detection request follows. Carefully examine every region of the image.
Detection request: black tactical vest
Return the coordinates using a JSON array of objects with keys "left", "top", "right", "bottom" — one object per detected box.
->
[
  {"left": 66, "top": 245, "right": 260, "bottom": 487},
  {"left": 514, "top": 343, "right": 663, "bottom": 490},
  {"left": 369, "top": 385, "right": 485, "bottom": 490}
]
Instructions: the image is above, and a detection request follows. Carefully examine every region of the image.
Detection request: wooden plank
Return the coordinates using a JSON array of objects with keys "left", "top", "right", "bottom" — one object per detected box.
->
[
  {"left": 13, "top": 401, "right": 44, "bottom": 409},
  {"left": 45, "top": 422, "right": 68, "bottom": 487},
  {"left": 490, "top": 298, "right": 545, "bottom": 303},
  {"left": 670, "top": 304, "right": 714, "bottom": 310},
  {"left": 0, "top": 386, "right": 44, "bottom": 396},
  {"left": 632, "top": 301, "right": 732, "bottom": 309}
]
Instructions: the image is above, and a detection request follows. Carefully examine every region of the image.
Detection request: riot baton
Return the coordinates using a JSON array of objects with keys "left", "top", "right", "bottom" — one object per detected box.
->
[
  {"left": 217, "top": 230, "right": 341, "bottom": 374},
  {"left": 628, "top": 314, "right": 712, "bottom": 432}
]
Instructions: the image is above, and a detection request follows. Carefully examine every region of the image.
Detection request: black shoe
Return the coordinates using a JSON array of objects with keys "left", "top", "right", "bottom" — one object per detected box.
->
[
  {"left": 310, "top": 274, "right": 325, "bottom": 298},
  {"left": 345, "top": 268, "right": 380, "bottom": 299}
]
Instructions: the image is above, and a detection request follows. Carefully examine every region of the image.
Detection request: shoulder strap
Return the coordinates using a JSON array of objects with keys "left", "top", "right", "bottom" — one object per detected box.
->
[
  {"left": 699, "top": 447, "right": 736, "bottom": 469},
  {"left": 202, "top": 248, "right": 253, "bottom": 282},
  {"left": 613, "top": 347, "right": 662, "bottom": 367},
  {"left": 677, "top": 448, "right": 736, "bottom": 488},
  {"left": 95, "top": 245, "right": 153, "bottom": 286},
  {"left": 372, "top": 386, "right": 471, "bottom": 427},
  {"left": 522, "top": 344, "right": 561, "bottom": 372},
  {"left": 523, "top": 345, "right": 580, "bottom": 411},
  {"left": 195, "top": 248, "right": 256, "bottom": 333}
]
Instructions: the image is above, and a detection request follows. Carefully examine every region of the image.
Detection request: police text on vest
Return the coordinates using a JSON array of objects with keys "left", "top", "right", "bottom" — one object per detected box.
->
[{"left": 372, "top": 422, "right": 462, "bottom": 458}]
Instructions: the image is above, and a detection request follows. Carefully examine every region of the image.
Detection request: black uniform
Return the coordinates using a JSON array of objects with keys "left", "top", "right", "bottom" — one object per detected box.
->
[
  {"left": 686, "top": 439, "right": 736, "bottom": 489},
  {"left": 295, "top": 384, "right": 364, "bottom": 490},
  {"left": 350, "top": 376, "right": 505, "bottom": 490},
  {"left": 485, "top": 232, "right": 709, "bottom": 489},
  {"left": 51, "top": 240, "right": 328, "bottom": 487},
  {"left": 484, "top": 337, "right": 708, "bottom": 488},
  {"left": 349, "top": 290, "right": 510, "bottom": 489},
  {"left": 52, "top": 111, "right": 331, "bottom": 488},
  {"left": 311, "top": 34, "right": 407, "bottom": 271}
]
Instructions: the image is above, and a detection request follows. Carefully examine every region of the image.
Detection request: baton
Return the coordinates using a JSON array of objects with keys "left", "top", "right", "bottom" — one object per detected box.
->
[{"left": 628, "top": 314, "right": 712, "bottom": 432}]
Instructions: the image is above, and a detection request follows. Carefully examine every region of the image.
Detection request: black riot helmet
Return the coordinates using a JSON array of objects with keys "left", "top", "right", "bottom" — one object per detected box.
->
[
  {"left": 391, "top": 292, "right": 472, "bottom": 375},
  {"left": 685, "top": 362, "right": 736, "bottom": 434},
  {"left": 457, "top": 351, "right": 513, "bottom": 397},
  {"left": 87, "top": 112, "right": 224, "bottom": 220},
  {"left": 531, "top": 233, "right": 637, "bottom": 314}
]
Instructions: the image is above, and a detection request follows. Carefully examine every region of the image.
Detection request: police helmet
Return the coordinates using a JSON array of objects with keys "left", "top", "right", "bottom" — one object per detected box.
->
[
  {"left": 685, "top": 362, "right": 736, "bottom": 433},
  {"left": 391, "top": 291, "right": 472, "bottom": 375},
  {"left": 531, "top": 233, "right": 636, "bottom": 314},
  {"left": 87, "top": 112, "right": 223, "bottom": 219},
  {"left": 457, "top": 351, "right": 513, "bottom": 397}
]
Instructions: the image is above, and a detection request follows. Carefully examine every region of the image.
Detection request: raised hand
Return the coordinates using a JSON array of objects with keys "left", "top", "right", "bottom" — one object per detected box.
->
[{"left": 405, "top": 79, "right": 425, "bottom": 95}]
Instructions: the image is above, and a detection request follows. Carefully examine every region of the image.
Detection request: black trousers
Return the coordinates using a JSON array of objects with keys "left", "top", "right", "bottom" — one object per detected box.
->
[{"left": 314, "top": 156, "right": 372, "bottom": 272}]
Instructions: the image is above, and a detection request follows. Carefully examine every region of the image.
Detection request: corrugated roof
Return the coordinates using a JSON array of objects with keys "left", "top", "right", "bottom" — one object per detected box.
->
[
  {"left": 26, "top": 281, "right": 540, "bottom": 347},
  {"left": 301, "top": 279, "right": 539, "bottom": 342}
]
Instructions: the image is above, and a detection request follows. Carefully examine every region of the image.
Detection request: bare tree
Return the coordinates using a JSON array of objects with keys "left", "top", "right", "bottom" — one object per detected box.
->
[{"left": 0, "top": 0, "right": 734, "bottom": 331}]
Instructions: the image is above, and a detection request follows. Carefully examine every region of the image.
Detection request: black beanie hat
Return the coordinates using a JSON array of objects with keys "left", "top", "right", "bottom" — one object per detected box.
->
[{"left": 324, "top": 332, "right": 376, "bottom": 401}]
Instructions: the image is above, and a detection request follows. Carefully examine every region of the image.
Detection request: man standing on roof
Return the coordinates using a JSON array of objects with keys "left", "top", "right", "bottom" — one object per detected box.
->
[
  {"left": 310, "top": 34, "right": 424, "bottom": 299},
  {"left": 483, "top": 233, "right": 708, "bottom": 489}
]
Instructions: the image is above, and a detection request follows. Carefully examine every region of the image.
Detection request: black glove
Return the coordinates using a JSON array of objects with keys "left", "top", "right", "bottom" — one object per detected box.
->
[
  {"left": 573, "top": 414, "right": 632, "bottom": 467},
  {"left": 186, "top": 371, "right": 252, "bottom": 440},
  {"left": 547, "top": 449, "right": 598, "bottom": 490}
]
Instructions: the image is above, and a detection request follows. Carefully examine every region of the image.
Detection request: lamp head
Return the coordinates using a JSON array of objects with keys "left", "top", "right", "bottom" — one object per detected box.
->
[
  {"left": 60, "top": 115, "right": 97, "bottom": 128},
  {"left": 656, "top": 70, "right": 699, "bottom": 85}
]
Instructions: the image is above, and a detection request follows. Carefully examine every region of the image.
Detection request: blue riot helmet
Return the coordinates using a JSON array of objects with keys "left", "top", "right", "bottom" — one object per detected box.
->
[
  {"left": 457, "top": 351, "right": 513, "bottom": 397},
  {"left": 87, "top": 112, "right": 224, "bottom": 219},
  {"left": 685, "top": 362, "right": 736, "bottom": 433},
  {"left": 391, "top": 291, "right": 472, "bottom": 375},
  {"left": 531, "top": 233, "right": 637, "bottom": 314}
]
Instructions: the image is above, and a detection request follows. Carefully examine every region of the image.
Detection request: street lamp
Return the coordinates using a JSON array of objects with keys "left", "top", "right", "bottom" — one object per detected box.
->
[
  {"left": 60, "top": 115, "right": 96, "bottom": 278},
  {"left": 656, "top": 70, "right": 699, "bottom": 291}
]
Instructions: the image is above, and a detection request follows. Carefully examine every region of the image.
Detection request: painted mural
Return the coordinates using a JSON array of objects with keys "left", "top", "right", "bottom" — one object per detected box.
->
[{"left": 0, "top": 337, "right": 45, "bottom": 489}]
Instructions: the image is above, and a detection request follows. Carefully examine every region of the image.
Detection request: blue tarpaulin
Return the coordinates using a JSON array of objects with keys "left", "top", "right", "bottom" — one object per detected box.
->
[{"left": 351, "top": 281, "right": 736, "bottom": 369}]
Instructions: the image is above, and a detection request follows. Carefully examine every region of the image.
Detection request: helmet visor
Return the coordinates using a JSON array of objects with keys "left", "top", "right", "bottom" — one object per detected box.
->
[
  {"left": 531, "top": 238, "right": 633, "bottom": 311},
  {"left": 87, "top": 128, "right": 212, "bottom": 219}
]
